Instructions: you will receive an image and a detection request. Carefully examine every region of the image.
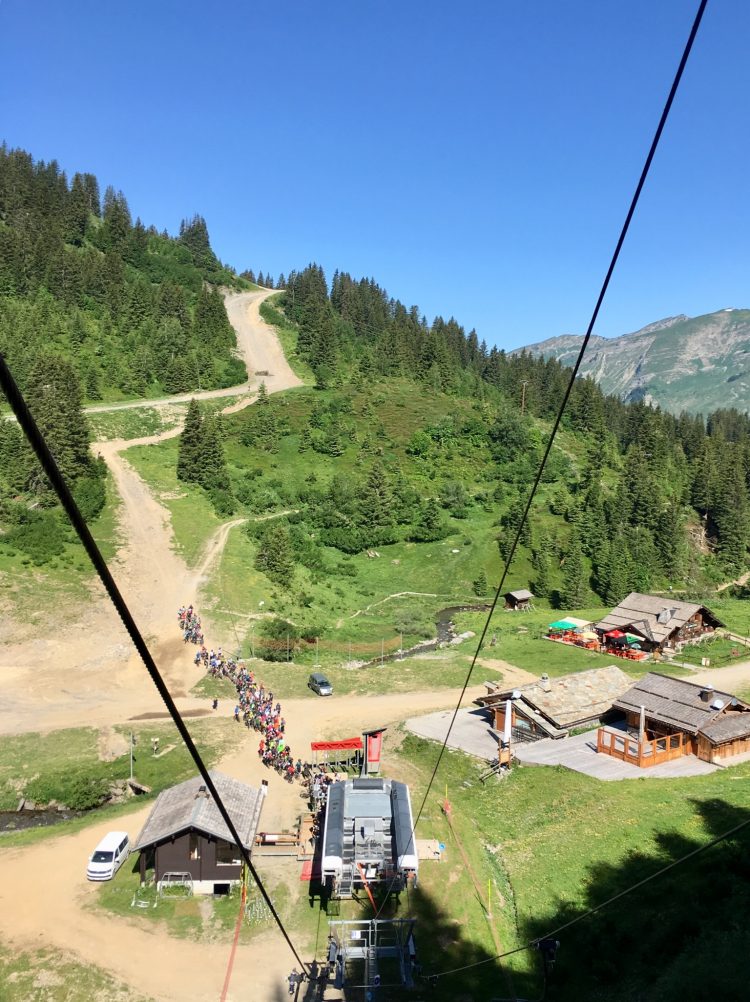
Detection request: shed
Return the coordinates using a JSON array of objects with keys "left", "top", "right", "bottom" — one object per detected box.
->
[
  {"left": 596, "top": 593, "right": 723, "bottom": 652},
  {"left": 504, "top": 589, "right": 534, "bottom": 611},
  {"left": 133, "top": 772, "right": 266, "bottom": 894}
]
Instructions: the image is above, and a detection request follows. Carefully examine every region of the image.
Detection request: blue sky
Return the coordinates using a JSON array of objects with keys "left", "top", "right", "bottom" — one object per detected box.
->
[{"left": 1, "top": 0, "right": 746, "bottom": 350}]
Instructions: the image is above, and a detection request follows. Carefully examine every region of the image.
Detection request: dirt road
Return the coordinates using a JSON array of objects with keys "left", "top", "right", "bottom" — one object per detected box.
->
[
  {"left": 0, "top": 289, "right": 300, "bottom": 736},
  {"left": 1, "top": 683, "right": 486, "bottom": 1001}
]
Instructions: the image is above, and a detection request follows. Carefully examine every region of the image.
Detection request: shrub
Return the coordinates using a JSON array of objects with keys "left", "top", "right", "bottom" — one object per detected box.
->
[{"left": 8, "top": 510, "right": 65, "bottom": 564}]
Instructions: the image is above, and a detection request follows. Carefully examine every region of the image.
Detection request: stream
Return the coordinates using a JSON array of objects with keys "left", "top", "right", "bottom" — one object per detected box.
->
[
  {"left": 0, "top": 807, "right": 84, "bottom": 833},
  {"left": 358, "top": 603, "right": 491, "bottom": 669}
]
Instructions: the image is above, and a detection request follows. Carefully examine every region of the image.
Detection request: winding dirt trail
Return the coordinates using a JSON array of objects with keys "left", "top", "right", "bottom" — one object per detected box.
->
[
  {"left": 0, "top": 288, "right": 301, "bottom": 736},
  {"left": 0, "top": 288, "right": 492, "bottom": 1001}
]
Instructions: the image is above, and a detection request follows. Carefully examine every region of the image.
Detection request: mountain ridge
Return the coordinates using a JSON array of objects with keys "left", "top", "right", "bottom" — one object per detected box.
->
[{"left": 515, "top": 309, "right": 750, "bottom": 414}]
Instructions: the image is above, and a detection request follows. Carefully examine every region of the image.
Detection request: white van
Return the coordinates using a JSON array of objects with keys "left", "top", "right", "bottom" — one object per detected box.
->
[{"left": 86, "top": 831, "right": 130, "bottom": 881}]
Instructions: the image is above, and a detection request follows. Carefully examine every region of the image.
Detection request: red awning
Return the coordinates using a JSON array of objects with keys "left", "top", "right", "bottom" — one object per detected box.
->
[
  {"left": 310, "top": 738, "right": 363, "bottom": 752},
  {"left": 606, "top": 630, "right": 625, "bottom": 638}
]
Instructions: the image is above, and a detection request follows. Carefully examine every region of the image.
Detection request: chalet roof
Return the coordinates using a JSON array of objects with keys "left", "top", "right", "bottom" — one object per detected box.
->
[
  {"left": 613, "top": 673, "right": 734, "bottom": 735},
  {"left": 506, "top": 589, "right": 534, "bottom": 601},
  {"left": 476, "top": 665, "right": 632, "bottom": 728},
  {"left": 699, "top": 713, "right": 750, "bottom": 745},
  {"left": 134, "top": 772, "right": 265, "bottom": 852},
  {"left": 596, "top": 593, "right": 722, "bottom": 644}
]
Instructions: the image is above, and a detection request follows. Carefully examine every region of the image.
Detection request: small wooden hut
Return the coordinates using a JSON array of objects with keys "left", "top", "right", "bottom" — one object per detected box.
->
[{"left": 504, "top": 588, "right": 534, "bottom": 611}]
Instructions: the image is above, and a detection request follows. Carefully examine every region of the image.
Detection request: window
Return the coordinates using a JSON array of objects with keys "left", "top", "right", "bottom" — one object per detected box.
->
[
  {"left": 216, "top": 840, "right": 241, "bottom": 866},
  {"left": 189, "top": 834, "right": 201, "bottom": 860}
]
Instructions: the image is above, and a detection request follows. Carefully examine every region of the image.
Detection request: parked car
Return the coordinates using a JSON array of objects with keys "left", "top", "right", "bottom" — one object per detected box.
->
[
  {"left": 86, "top": 831, "right": 130, "bottom": 881},
  {"left": 308, "top": 672, "right": 333, "bottom": 696}
]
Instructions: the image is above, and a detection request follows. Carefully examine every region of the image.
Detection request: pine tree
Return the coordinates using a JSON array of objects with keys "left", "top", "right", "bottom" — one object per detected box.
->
[
  {"left": 199, "top": 413, "right": 230, "bottom": 492},
  {"left": 714, "top": 460, "right": 749, "bottom": 568},
  {"left": 560, "top": 531, "right": 588, "bottom": 609},
  {"left": 532, "top": 543, "right": 551, "bottom": 597},
  {"left": 600, "top": 536, "right": 630, "bottom": 605},
  {"left": 177, "top": 399, "right": 203, "bottom": 484},
  {"left": 410, "top": 499, "right": 447, "bottom": 542},
  {"left": 255, "top": 522, "right": 295, "bottom": 587},
  {"left": 358, "top": 463, "right": 395, "bottom": 540},
  {"left": 26, "top": 354, "right": 92, "bottom": 485}
]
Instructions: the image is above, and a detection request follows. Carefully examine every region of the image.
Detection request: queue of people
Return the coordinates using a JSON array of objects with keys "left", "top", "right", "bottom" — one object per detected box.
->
[{"left": 177, "top": 605, "right": 204, "bottom": 645}]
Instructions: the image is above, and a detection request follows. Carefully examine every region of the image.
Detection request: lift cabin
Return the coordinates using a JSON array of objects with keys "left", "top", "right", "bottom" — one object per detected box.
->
[{"left": 321, "top": 777, "right": 418, "bottom": 898}]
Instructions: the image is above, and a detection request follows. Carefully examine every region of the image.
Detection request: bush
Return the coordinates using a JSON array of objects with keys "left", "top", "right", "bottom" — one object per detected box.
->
[
  {"left": 7, "top": 510, "right": 65, "bottom": 564},
  {"left": 257, "top": 618, "right": 300, "bottom": 661},
  {"left": 73, "top": 475, "right": 106, "bottom": 521},
  {"left": 209, "top": 487, "right": 236, "bottom": 516},
  {"left": 25, "top": 766, "right": 116, "bottom": 811}
]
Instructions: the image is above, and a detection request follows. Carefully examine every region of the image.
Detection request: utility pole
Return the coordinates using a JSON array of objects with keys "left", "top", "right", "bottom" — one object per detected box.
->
[
  {"left": 129, "top": 732, "right": 135, "bottom": 781},
  {"left": 381, "top": 638, "right": 384, "bottom": 665},
  {"left": 520, "top": 380, "right": 528, "bottom": 416}
]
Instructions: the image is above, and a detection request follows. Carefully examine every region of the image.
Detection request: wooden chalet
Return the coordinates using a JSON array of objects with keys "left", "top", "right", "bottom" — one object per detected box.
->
[
  {"left": 475, "top": 665, "right": 632, "bottom": 741},
  {"left": 504, "top": 588, "right": 534, "bottom": 611},
  {"left": 596, "top": 593, "right": 723, "bottom": 654},
  {"left": 133, "top": 772, "right": 266, "bottom": 894},
  {"left": 597, "top": 672, "right": 750, "bottom": 767}
]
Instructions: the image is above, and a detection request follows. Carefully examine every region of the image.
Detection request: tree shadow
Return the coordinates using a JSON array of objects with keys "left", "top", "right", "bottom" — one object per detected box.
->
[
  {"left": 276, "top": 798, "right": 750, "bottom": 1000},
  {"left": 294, "top": 879, "right": 529, "bottom": 1002},
  {"left": 521, "top": 797, "right": 750, "bottom": 1002}
]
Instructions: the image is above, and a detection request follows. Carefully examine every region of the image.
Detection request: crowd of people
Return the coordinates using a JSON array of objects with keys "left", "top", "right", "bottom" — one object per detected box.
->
[
  {"left": 177, "top": 605, "right": 204, "bottom": 645},
  {"left": 177, "top": 605, "right": 336, "bottom": 800}
]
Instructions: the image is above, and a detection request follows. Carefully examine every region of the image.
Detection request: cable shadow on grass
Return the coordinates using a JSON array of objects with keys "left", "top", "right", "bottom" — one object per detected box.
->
[{"left": 520, "top": 797, "right": 750, "bottom": 1002}]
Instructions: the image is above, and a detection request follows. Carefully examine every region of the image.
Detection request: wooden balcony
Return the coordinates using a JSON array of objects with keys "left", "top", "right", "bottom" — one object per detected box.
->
[{"left": 596, "top": 726, "right": 688, "bottom": 768}]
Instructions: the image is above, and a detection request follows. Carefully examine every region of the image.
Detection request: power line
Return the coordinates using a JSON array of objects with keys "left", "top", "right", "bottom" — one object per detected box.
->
[
  {"left": 0, "top": 351, "right": 310, "bottom": 978},
  {"left": 407, "top": 0, "right": 708, "bottom": 893},
  {"left": 376, "top": 0, "right": 709, "bottom": 928},
  {"left": 431, "top": 811, "right": 750, "bottom": 981}
]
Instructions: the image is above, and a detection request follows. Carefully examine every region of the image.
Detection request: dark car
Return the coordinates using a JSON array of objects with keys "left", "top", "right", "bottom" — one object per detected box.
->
[{"left": 308, "top": 672, "right": 333, "bottom": 696}]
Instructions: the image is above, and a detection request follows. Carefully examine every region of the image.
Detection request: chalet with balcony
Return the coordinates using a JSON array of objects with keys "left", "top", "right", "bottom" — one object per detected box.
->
[
  {"left": 595, "top": 593, "right": 723, "bottom": 654},
  {"left": 597, "top": 672, "right": 750, "bottom": 767}
]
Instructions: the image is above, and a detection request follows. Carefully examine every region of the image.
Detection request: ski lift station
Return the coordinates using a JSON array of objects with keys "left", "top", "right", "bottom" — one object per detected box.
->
[{"left": 322, "top": 777, "right": 418, "bottom": 898}]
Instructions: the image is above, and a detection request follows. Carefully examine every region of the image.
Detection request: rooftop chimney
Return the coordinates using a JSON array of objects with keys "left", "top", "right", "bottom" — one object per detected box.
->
[
  {"left": 540, "top": 673, "right": 551, "bottom": 693},
  {"left": 700, "top": 685, "right": 714, "bottom": 703}
]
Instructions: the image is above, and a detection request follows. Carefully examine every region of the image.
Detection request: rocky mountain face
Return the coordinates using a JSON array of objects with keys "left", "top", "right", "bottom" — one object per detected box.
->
[{"left": 516, "top": 309, "right": 750, "bottom": 415}]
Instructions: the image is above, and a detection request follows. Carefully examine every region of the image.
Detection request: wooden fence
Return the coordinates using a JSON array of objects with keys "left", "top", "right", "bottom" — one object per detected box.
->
[{"left": 596, "top": 727, "right": 687, "bottom": 768}]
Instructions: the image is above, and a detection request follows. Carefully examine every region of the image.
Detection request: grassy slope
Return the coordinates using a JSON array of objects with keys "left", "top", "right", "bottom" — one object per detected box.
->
[
  {"left": 0, "top": 944, "right": 154, "bottom": 1002},
  {"left": 0, "top": 718, "right": 242, "bottom": 817},
  {"left": 387, "top": 731, "right": 750, "bottom": 1000}
]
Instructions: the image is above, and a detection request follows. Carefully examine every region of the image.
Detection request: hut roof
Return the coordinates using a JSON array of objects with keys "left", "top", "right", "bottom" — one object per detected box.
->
[
  {"left": 596, "top": 593, "right": 723, "bottom": 644},
  {"left": 506, "top": 589, "right": 534, "bottom": 601},
  {"left": 613, "top": 673, "right": 735, "bottom": 735},
  {"left": 699, "top": 713, "right": 750, "bottom": 745},
  {"left": 477, "top": 665, "right": 632, "bottom": 728},
  {"left": 134, "top": 771, "right": 265, "bottom": 851}
]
